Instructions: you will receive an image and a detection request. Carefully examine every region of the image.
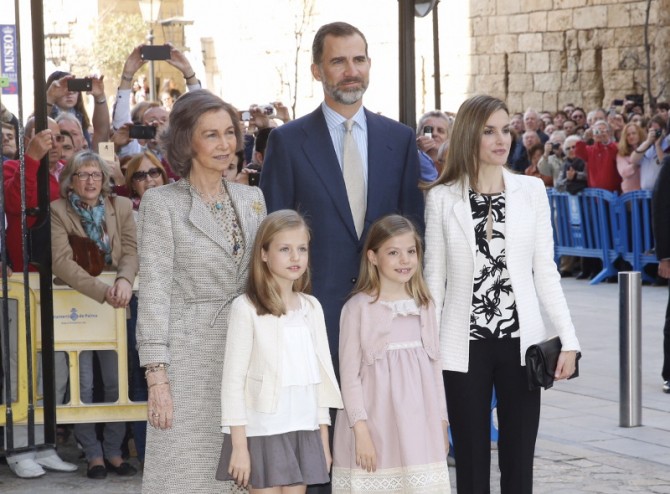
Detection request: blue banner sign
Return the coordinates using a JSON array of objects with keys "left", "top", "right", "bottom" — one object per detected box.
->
[{"left": 1, "top": 25, "right": 18, "bottom": 95}]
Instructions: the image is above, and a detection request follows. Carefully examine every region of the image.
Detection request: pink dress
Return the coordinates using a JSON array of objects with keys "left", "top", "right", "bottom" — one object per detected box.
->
[{"left": 332, "top": 298, "right": 451, "bottom": 493}]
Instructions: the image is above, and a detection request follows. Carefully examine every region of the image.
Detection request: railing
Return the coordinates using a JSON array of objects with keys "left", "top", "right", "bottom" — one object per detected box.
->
[
  {"left": 0, "top": 273, "right": 146, "bottom": 428},
  {"left": 546, "top": 188, "right": 658, "bottom": 284}
]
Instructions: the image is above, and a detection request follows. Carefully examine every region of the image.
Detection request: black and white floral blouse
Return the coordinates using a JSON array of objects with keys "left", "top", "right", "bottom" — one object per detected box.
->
[{"left": 468, "top": 189, "right": 520, "bottom": 340}]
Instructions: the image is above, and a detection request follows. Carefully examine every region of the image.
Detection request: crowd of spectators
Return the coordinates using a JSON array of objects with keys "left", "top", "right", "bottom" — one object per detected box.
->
[{"left": 0, "top": 37, "right": 668, "bottom": 481}]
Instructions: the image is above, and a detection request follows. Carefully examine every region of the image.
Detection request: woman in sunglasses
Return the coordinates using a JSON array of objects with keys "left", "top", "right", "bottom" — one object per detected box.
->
[
  {"left": 50, "top": 150, "right": 139, "bottom": 480},
  {"left": 124, "top": 152, "right": 169, "bottom": 220}
]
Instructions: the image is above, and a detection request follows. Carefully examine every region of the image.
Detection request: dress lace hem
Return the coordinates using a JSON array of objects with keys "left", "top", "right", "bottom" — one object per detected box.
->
[{"left": 332, "top": 461, "right": 450, "bottom": 493}]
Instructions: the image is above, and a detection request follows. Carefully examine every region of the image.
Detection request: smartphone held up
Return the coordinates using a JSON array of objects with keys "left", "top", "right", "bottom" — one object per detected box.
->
[
  {"left": 140, "top": 45, "right": 171, "bottom": 61},
  {"left": 67, "top": 78, "right": 93, "bottom": 92}
]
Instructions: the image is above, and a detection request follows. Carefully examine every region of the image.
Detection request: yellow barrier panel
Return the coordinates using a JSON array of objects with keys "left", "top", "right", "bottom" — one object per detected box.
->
[
  {"left": 0, "top": 273, "right": 146, "bottom": 426},
  {"left": 0, "top": 276, "right": 37, "bottom": 424}
]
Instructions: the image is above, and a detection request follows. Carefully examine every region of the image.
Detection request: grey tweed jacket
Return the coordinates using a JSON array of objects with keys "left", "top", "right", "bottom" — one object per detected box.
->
[{"left": 136, "top": 179, "right": 265, "bottom": 494}]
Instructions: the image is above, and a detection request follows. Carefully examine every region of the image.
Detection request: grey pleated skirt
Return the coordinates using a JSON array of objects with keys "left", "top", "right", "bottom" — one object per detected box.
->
[{"left": 216, "top": 430, "right": 330, "bottom": 489}]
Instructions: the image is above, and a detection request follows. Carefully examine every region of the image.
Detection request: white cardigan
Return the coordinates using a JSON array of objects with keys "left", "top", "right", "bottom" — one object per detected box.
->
[
  {"left": 424, "top": 169, "right": 580, "bottom": 372},
  {"left": 220, "top": 293, "right": 343, "bottom": 427}
]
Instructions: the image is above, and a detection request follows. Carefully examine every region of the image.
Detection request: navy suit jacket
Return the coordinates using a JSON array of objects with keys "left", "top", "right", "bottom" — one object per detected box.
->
[{"left": 260, "top": 105, "right": 424, "bottom": 360}]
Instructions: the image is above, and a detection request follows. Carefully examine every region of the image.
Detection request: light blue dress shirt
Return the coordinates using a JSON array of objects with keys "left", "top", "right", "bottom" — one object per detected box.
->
[{"left": 321, "top": 102, "right": 368, "bottom": 186}]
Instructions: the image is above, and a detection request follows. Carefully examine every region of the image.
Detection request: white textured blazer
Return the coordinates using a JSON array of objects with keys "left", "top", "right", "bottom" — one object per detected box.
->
[
  {"left": 424, "top": 169, "right": 580, "bottom": 372},
  {"left": 220, "top": 293, "right": 343, "bottom": 427}
]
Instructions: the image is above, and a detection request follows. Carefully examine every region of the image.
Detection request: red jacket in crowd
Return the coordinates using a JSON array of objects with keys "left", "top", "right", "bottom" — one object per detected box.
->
[
  {"left": 3, "top": 155, "right": 61, "bottom": 271},
  {"left": 575, "top": 140, "right": 622, "bottom": 192}
]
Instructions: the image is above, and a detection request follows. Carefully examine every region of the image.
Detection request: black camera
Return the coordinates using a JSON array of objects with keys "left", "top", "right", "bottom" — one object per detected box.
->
[
  {"left": 655, "top": 129, "right": 663, "bottom": 139},
  {"left": 423, "top": 125, "right": 433, "bottom": 137},
  {"left": 67, "top": 78, "right": 92, "bottom": 92},
  {"left": 551, "top": 142, "right": 560, "bottom": 149},
  {"left": 248, "top": 172, "right": 261, "bottom": 187},
  {"left": 129, "top": 125, "right": 157, "bottom": 140}
]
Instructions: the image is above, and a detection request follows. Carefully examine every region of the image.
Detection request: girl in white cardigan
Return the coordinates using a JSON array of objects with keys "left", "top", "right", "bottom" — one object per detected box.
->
[
  {"left": 217, "top": 209, "right": 342, "bottom": 493},
  {"left": 423, "top": 95, "right": 580, "bottom": 494}
]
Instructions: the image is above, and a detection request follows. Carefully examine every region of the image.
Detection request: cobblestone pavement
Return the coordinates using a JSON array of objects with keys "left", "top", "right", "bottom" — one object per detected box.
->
[{"left": 1, "top": 278, "right": 668, "bottom": 493}]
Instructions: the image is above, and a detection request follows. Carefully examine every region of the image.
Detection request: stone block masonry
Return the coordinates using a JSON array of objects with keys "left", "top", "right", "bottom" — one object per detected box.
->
[{"left": 467, "top": 0, "right": 669, "bottom": 112}]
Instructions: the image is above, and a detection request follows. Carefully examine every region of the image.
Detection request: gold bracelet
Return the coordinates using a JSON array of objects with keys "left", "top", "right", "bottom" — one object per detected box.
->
[
  {"left": 149, "top": 381, "right": 170, "bottom": 389},
  {"left": 145, "top": 363, "right": 169, "bottom": 378}
]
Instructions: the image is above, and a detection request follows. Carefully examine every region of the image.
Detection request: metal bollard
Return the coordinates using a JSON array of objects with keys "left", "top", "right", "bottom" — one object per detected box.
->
[{"left": 619, "top": 271, "right": 642, "bottom": 427}]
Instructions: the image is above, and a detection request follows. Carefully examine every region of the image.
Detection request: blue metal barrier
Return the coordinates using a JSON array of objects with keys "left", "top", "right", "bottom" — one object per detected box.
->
[
  {"left": 547, "top": 188, "right": 658, "bottom": 284},
  {"left": 546, "top": 188, "right": 619, "bottom": 284},
  {"left": 617, "top": 190, "right": 657, "bottom": 283}
]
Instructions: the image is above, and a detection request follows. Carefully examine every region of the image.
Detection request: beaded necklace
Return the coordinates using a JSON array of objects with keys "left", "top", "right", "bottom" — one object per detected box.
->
[{"left": 189, "top": 178, "right": 226, "bottom": 211}]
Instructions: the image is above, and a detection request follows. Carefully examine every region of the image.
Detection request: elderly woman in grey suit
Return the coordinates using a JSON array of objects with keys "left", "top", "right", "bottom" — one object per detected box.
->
[
  {"left": 136, "top": 89, "right": 266, "bottom": 494},
  {"left": 51, "top": 150, "right": 138, "bottom": 479},
  {"left": 424, "top": 95, "right": 580, "bottom": 494}
]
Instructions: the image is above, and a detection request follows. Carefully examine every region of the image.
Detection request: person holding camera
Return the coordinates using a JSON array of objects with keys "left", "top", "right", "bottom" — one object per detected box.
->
[
  {"left": 617, "top": 122, "right": 646, "bottom": 193},
  {"left": 416, "top": 110, "right": 451, "bottom": 181},
  {"left": 538, "top": 130, "right": 567, "bottom": 184},
  {"left": 246, "top": 102, "right": 291, "bottom": 133},
  {"left": 555, "top": 135, "right": 587, "bottom": 194},
  {"left": 575, "top": 120, "right": 621, "bottom": 192},
  {"left": 630, "top": 115, "right": 669, "bottom": 191},
  {"left": 46, "top": 70, "right": 109, "bottom": 152},
  {"left": 111, "top": 44, "right": 201, "bottom": 161}
]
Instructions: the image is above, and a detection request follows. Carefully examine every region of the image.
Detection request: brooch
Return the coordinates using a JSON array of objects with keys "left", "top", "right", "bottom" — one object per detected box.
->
[{"left": 251, "top": 201, "right": 264, "bottom": 215}]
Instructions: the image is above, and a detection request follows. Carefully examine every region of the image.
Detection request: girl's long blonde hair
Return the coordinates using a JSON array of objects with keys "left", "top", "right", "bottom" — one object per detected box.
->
[
  {"left": 247, "top": 210, "right": 312, "bottom": 316},
  {"left": 352, "top": 215, "right": 431, "bottom": 307}
]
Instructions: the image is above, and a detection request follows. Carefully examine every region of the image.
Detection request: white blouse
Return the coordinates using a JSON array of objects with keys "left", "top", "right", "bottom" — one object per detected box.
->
[{"left": 243, "top": 303, "right": 321, "bottom": 437}]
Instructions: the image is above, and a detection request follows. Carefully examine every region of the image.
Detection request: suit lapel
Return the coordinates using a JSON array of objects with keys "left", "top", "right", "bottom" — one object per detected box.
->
[
  {"left": 226, "top": 182, "right": 260, "bottom": 269},
  {"left": 502, "top": 169, "right": 522, "bottom": 250},
  {"left": 366, "top": 111, "right": 392, "bottom": 226},
  {"left": 65, "top": 202, "right": 87, "bottom": 237},
  {"left": 301, "top": 107, "right": 359, "bottom": 242},
  {"left": 450, "top": 185, "right": 477, "bottom": 262},
  {"left": 186, "top": 181, "right": 233, "bottom": 254}
]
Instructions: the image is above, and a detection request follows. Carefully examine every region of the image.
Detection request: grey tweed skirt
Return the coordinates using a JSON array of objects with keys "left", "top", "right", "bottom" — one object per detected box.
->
[{"left": 216, "top": 430, "right": 330, "bottom": 489}]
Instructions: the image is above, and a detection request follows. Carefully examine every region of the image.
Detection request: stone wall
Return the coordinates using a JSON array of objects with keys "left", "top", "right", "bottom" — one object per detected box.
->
[{"left": 467, "top": 0, "right": 668, "bottom": 112}]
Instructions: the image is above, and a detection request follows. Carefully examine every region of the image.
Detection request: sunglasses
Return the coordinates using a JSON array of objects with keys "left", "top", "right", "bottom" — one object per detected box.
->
[{"left": 131, "top": 167, "right": 162, "bottom": 182}]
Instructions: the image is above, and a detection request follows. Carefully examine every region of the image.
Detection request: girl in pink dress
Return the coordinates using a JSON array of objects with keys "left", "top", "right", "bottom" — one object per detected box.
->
[{"left": 332, "top": 215, "right": 451, "bottom": 493}]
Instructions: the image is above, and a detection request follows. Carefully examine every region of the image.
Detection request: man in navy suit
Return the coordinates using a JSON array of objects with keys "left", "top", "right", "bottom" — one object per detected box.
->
[{"left": 261, "top": 21, "right": 424, "bottom": 366}]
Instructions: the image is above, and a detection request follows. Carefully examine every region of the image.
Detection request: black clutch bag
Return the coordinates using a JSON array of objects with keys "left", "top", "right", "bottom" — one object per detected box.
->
[{"left": 525, "top": 336, "right": 581, "bottom": 391}]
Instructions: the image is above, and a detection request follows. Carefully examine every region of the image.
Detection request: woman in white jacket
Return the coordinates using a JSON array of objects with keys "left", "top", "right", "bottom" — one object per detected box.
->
[{"left": 424, "top": 95, "right": 580, "bottom": 494}]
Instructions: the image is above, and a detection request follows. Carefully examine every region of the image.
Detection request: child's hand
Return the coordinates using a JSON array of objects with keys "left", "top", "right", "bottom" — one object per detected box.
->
[
  {"left": 442, "top": 420, "right": 450, "bottom": 455},
  {"left": 353, "top": 421, "right": 377, "bottom": 472},
  {"left": 228, "top": 445, "right": 251, "bottom": 488},
  {"left": 320, "top": 424, "right": 332, "bottom": 472}
]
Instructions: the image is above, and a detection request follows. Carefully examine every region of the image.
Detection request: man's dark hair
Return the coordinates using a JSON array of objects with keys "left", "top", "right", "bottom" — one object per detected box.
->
[
  {"left": 312, "top": 22, "right": 368, "bottom": 65},
  {"left": 254, "top": 127, "right": 273, "bottom": 158}
]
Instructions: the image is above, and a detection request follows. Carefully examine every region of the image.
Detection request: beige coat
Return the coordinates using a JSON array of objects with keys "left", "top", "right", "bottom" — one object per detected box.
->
[
  {"left": 51, "top": 196, "right": 138, "bottom": 302},
  {"left": 136, "top": 179, "right": 265, "bottom": 494}
]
